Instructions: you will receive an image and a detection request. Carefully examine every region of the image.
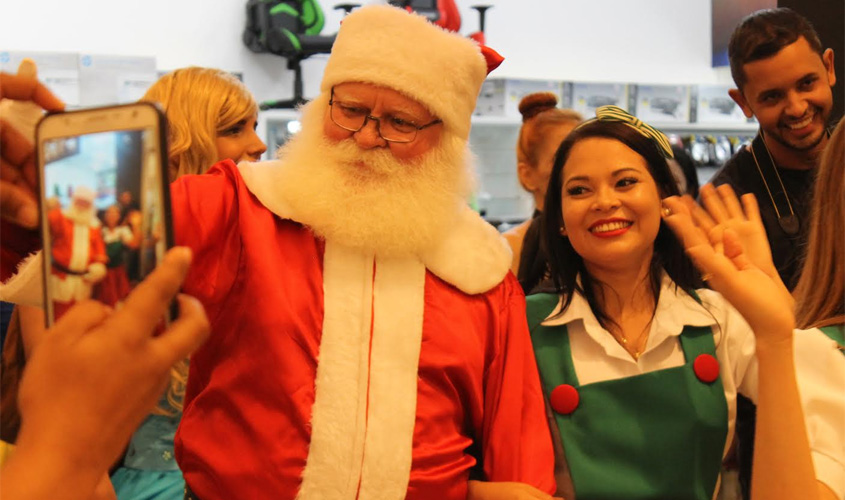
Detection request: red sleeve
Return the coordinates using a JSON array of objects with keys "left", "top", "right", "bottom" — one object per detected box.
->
[
  {"left": 47, "top": 207, "right": 62, "bottom": 231},
  {"left": 482, "top": 273, "right": 556, "bottom": 494},
  {"left": 169, "top": 159, "right": 242, "bottom": 312}
]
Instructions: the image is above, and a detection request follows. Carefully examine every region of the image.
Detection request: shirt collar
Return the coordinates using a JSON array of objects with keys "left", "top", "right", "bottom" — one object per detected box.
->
[{"left": 541, "top": 272, "right": 716, "bottom": 336}]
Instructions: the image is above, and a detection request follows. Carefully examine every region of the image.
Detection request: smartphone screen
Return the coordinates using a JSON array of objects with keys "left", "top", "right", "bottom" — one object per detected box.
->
[{"left": 37, "top": 103, "right": 171, "bottom": 326}]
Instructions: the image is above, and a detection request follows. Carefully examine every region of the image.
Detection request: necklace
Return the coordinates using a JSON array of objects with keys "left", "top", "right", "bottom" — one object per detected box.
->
[
  {"left": 750, "top": 133, "right": 800, "bottom": 236},
  {"left": 610, "top": 319, "right": 653, "bottom": 360}
]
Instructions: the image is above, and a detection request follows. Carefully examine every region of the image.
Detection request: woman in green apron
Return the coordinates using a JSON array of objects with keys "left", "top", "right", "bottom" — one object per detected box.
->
[{"left": 468, "top": 106, "right": 843, "bottom": 500}]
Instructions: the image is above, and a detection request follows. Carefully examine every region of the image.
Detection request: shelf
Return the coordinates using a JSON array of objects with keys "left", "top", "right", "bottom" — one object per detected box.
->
[{"left": 470, "top": 115, "right": 758, "bottom": 134}]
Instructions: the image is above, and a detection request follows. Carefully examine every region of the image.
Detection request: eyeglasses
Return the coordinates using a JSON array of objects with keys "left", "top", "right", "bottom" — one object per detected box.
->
[{"left": 329, "top": 88, "right": 442, "bottom": 144}]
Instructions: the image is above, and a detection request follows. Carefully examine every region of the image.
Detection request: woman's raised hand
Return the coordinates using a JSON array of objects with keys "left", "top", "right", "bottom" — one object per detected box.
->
[{"left": 662, "top": 194, "right": 794, "bottom": 345}]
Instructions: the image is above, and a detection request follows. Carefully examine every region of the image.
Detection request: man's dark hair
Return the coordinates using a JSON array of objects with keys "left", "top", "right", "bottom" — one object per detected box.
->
[{"left": 729, "top": 7, "right": 824, "bottom": 90}]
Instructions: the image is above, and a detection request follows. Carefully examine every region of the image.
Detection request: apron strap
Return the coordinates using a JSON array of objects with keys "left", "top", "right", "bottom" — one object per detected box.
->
[
  {"left": 819, "top": 325, "right": 845, "bottom": 354},
  {"left": 678, "top": 324, "right": 718, "bottom": 361},
  {"left": 528, "top": 293, "right": 579, "bottom": 387}
]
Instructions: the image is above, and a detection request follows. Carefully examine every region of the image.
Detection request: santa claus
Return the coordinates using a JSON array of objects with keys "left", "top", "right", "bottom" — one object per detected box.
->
[
  {"left": 171, "top": 6, "right": 555, "bottom": 500},
  {"left": 46, "top": 186, "right": 107, "bottom": 320}
]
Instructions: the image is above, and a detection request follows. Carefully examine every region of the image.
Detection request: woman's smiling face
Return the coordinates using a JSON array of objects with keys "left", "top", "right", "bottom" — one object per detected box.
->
[{"left": 560, "top": 136, "right": 663, "bottom": 273}]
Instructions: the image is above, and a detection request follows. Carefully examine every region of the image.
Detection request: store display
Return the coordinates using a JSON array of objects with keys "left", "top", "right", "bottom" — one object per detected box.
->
[
  {"left": 571, "top": 82, "right": 629, "bottom": 117},
  {"left": 695, "top": 84, "right": 753, "bottom": 123},
  {"left": 0, "top": 51, "right": 81, "bottom": 107},
  {"left": 633, "top": 84, "right": 691, "bottom": 123}
]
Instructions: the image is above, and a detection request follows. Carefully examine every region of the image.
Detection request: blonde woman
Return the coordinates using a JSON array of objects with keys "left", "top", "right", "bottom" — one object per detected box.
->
[
  {"left": 142, "top": 66, "right": 266, "bottom": 178},
  {"left": 107, "top": 66, "right": 266, "bottom": 500}
]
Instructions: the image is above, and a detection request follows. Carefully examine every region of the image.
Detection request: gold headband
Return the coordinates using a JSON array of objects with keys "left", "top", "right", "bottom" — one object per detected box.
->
[{"left": 580, "top": 105, "right": 674, "bottom": 159}]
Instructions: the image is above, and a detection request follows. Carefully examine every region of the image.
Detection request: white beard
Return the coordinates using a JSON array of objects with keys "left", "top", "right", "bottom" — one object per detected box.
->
[
  {"left": 65, "top": 203, "right": 98, "bottom": 227},
  {"left": 275, "top": 94, "right": 475, "bottom": 258}
]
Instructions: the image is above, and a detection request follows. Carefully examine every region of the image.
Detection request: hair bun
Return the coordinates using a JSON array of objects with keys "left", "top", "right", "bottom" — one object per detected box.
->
[{"left": 518, "top": 92, "right": 559, "bottom": 122}]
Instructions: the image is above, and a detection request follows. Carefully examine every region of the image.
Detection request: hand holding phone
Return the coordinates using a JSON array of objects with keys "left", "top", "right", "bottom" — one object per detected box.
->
[
  {"left": 0, "top": 65, "right": 64, "bottom": 230},
  {"left": 36, "top": 103, "right": 172, "bottom": 326}
]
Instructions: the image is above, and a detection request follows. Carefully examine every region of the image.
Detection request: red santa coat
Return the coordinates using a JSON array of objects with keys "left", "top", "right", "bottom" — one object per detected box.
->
[
  {"left": 47, "top": 207, "right": 106, "bottom": 307},
  {"left": 172, "top": 160, "right": 555, "bottom": 499},
  {"left": 48, "top": 207, "right": 106, "bottom": 276}
]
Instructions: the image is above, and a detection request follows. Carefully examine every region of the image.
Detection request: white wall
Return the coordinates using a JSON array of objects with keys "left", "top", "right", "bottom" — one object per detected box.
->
[{"left": 2, "top": 0, "right": 734, "bottom": 105}]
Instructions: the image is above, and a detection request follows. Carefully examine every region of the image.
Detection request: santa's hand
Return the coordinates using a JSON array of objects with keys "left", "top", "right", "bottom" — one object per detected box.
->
[
  {"left": 0, "top": 71, "right": 64, "bottom": 229},
  {"left": 84, "top": 263, "right": 107, "bottom": 283},
  {"left": 662, "top": 196, "right": 794, "bottom": 343},
  {"left": 467, "top": 481, "right": 563, "bottom": 500}
]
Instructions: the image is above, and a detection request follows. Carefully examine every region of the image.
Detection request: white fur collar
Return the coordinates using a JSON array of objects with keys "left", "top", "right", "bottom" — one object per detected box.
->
[
  {"left": 239, "top": 159, "right": 512, "bottom": 295},
  {"left": 0, "top": 251, "right": 44, "bottom": 307}
]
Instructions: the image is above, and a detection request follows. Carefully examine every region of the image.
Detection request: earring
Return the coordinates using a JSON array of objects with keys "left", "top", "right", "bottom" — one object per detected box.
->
[{"left": 559, "top": 226, "right": 567, "bottom": 236}]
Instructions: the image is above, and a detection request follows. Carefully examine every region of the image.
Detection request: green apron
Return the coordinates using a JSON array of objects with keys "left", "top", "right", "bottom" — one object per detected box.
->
[
  {"left": 527, "top": 293, "right": 728, "bottom": 500},
  {"left": 819, "top": 325, "right": 845, "bottom": 355}
]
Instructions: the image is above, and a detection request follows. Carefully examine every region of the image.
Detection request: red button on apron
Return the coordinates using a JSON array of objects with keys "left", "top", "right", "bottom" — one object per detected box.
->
[
  {"left": 693, "top": 354, "right": 720, "bottom": 383},
  {"left": 550, "top": 384, "right": 579, "bottom": 415}
]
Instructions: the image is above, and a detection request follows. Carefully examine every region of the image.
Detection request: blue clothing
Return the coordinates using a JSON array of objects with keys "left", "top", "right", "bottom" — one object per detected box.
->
[{"left": 111, "top": 412, "right": 184, "bottom": 500}]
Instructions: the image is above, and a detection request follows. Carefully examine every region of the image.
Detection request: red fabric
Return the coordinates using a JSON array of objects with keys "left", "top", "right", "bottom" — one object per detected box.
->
[
  {"left": 171, "top": 160, "right": 555, "bottom": 499},
  {"left": 0, "top": 219, "right": 40, "bottom": 281},
  {"left": 480, "top": 45, "right": 504, "bottom": 74},
  {"left": 96, "top": 266, "right": 130, "bottom": 306},
  {"left": 434, "top": 0, "right": 461, "bottom": 33}
]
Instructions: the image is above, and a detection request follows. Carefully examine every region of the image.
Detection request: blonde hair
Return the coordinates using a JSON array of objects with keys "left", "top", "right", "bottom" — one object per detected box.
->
[
  {"left": 793, "top": 120, "right": 845, "bottom": 329},
  {"left": 143, "top": 67, "right": 256, "bottom": 414},
  {"left": 516, "top": 92, "right": 582, "bottom": 191},
  {"left": 141, "top": 67, "right": 258, "bottom": 180}
]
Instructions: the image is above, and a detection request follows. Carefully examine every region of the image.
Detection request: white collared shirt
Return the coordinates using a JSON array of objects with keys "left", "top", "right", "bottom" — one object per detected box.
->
[{"left": 540, "top": 273, "right": 845, "bottom": 499}]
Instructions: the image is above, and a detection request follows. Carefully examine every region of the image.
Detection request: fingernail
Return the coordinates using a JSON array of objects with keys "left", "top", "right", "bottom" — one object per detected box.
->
[
  {"left": 167, "top": 246, "right": 192, "bottom": 264},
  {"left": 18, "top": 205, "right": 39, "bottom": 228}
]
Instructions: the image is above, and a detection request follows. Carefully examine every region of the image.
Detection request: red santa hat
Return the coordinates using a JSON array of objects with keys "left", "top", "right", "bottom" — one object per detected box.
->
[{"left": 320, "top": 4, "right": 498, "bottom": 140}]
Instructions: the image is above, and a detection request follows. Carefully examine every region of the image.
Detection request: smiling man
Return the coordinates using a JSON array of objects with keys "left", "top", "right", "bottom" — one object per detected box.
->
[
  {"left": 709, "top": 7, "right": 836, "bottom": 290},
  {"left": 168, "top": 5, "right": 555, "bottom": 500},
  {"left": 708, "top": 9, "right": 838, "bottom": 500}
]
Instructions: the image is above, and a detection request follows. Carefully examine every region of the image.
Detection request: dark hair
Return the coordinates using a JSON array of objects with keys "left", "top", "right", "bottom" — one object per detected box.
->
[
  {"left": 670, "top": 144, "right": 700, "bottom": 199},
  {"left": 540, "top": 121, "right": 701, "bottom": 330},
  {"left": 729, "top": 8, "right": 824, "bottom": 89}
]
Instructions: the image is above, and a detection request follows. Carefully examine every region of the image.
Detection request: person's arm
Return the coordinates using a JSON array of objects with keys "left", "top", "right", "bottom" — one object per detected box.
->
[
  {"left": 473, "top": 275, "right": 560, "bottom": 499},
  {"left": 17, "top": 304, "right": 46, "bottom": 359},
  {"left": 663, "top": 196, "right": 827, "bottom": 500},
  {"left": 169, "top": 162, "right": 242, "bottom": 306},
  {"left": 0, "top": 247, "right": 209, "bottom": 500}
]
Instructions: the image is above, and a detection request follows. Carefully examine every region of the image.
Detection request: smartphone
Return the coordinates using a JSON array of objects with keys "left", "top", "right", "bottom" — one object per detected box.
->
[{"left": 36, "top": 102, "right": 171, "bottom": 326}]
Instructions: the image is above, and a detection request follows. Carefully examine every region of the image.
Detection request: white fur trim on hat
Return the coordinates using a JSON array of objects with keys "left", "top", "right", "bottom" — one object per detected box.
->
[
  {"left": 321, "top": 4, "right": 487, "bottom": 140},
  {"left": 72, "top": 185, "right": 96, "bottom": 202}
]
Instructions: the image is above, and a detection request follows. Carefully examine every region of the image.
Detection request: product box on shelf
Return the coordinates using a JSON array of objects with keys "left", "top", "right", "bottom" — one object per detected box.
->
[{"left": 632, "top": 84, "right": 691, "bottom": 124}]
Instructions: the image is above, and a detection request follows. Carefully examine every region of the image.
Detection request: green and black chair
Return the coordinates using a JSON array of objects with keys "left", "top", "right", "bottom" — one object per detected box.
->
[{"left": 243, "top": 0, "right": 359, "bottom": 109}]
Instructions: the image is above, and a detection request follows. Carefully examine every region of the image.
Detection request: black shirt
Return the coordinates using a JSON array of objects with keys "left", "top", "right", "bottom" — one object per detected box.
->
[{"left": 708, "top": 145, "right": 815, "bottom": 290}]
